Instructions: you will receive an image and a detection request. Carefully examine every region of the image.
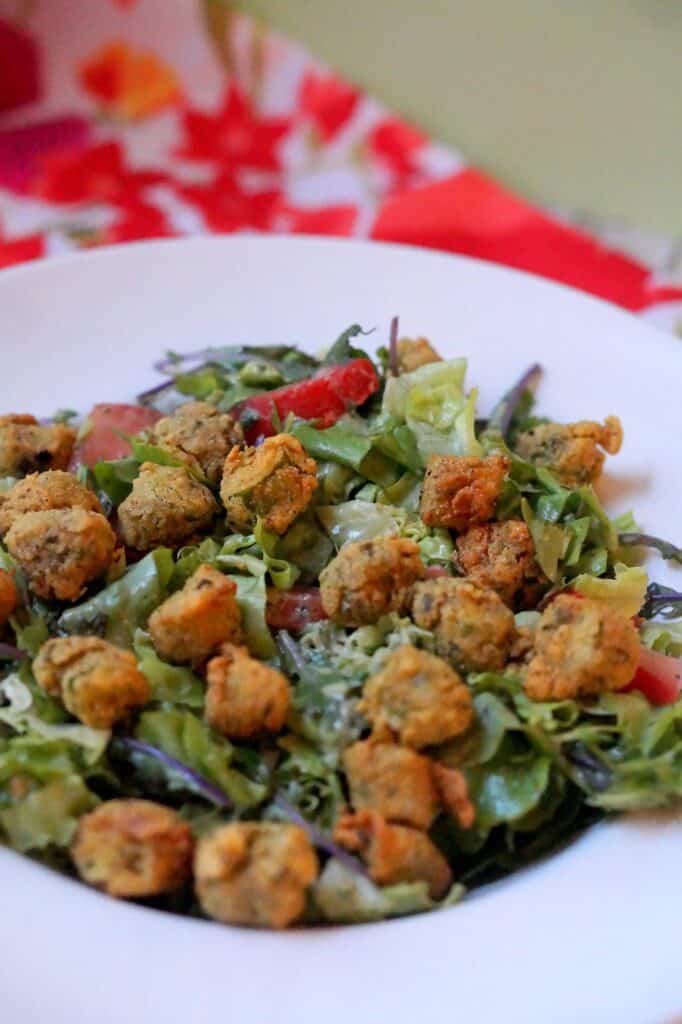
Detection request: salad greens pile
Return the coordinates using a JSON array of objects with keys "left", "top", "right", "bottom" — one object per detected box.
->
[{"left": 1, "top": 324, "right": 681, "bottom": 928}]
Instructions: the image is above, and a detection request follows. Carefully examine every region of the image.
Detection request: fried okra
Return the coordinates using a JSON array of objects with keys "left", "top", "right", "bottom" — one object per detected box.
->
[
  {"left": 420, "top": 454, "right": 510, "bottom": 532},
  {"left": 118, "top": 462, "right": 218, "bottom": 551},
  {"left": 220, "top": 434, "right": 317, "bottom": 535},
  {"left": 411, "top": 577, "right": 516, "bottom": 672},
  {"left": 150, "top": 401, "right": 244, "bottom": 486},
  {"left": 0, "top": 568, "right": 17, "bottom": 626},
  {"left": 0, "top": 470, "right": 102, "bottom": 537},
  {"left": 5, "top": 508, "right": 116, "bottom": 601},
  {"left": 319, "top": 537, "right": 425, "bottom": 626},
  {"left": 205, "top": 643, "right": 291, "bottom": 739},
  {"left": 148, "top": 564, "right": 242, "bottom": 665},
  {"left": 396, "top": 336, "right": 442, "bottom": 373},
  {"left": 0, "top": 414, "right": 76, "bottom": 476},
  {"left": 359, "top": 645, "right": 473, "bottom": 749},
  {"left": 194, "top": 823, "right": 318, "bottom": 929},
  {"left": 33, "top": 636, "right": 150, "bottom": 728},
  {"left": 455, "top": 519, "right": 545, "bottom": 608},
  {"left": 524, "top": 593, "right": 640, "bottom": 701},
  {"left": 343, "top": 740, "right": 439, "bottom": 830},
  {"left": 71, "top": 800, "right": 193, "bottom": 898},
  {"left": 335, "top": 810, "right": 452, "bottom": 900},
  {"left": 515, "top": 416, "right": 623, "bottom": 487}
]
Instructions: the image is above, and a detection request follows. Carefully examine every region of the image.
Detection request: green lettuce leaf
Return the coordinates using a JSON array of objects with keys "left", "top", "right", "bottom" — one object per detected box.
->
[
  {"left": 133, "top": 630, "right": 205, "bottom": 708},
  {"left": 313, "top": 858, "right": 465, "bottom": 923},
  {"left": 0, "top": 775, "right": 98, "bottom": 852},
  {"left": 135, "top": 709, "right": 266, "bottom": 809},
  {"left": 381, "top": 358, "right": 482, "bottom": 463},
  {"left": 640, "top": 618, "right": 682, "bottom": 658},
  {"left": 58, "top": 548, "right": 174, "bottom": 648}
]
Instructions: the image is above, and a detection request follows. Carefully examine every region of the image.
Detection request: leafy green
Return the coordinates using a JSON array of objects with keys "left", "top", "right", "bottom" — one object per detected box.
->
[
  {"left": 381, "top": 358, "right": 482, "bottom": 463},
  {"left": 0, "top": 775, "right": 97, "bottom": 852},
  {"left": 135, "top": 710, "right": 266, "bottom": 809},
  {"left": 640, "top": 618, "right": 682, "bottom": 658},
  {"left": 573, "top": 562, "right": 649, "bottom": 617},
  {"left": 321, "top": 324, "right": 373, "bottom": 366},
  {"left": 464, "top": 752, "right": 552, "bottom": 830},
  {"left": 272, "top": 736, "right": 344, "bottom": 831},
  {"left": 313, "top": 859, "right": 465, "bottom": 923},
  {"left": 133, "top": 630, "right": 205, "bottom": 708},
  {"left": 58, "top": 549, "right": 174, "bottom": 648},
  {"left": 91, "top": 457, "right": 140, "bottom": 505}
]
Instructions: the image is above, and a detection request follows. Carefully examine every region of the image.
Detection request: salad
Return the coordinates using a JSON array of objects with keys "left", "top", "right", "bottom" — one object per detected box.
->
[{"left": 0, "top": 322, "right": 681, "bottom": 929}]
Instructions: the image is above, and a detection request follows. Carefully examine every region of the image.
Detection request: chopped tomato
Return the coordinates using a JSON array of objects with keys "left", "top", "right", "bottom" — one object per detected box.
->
[
  {"left": 71, "top": 403, "right": 162, "bottom": 467},
  {"left": 235, "top": 358, "right": 379, "bottom": 443},
  {"left": 622, "top": 646, "right": 682, "bottom": 706},
  {"left": 424, "top": 565, "right": 450, "bottom": 579},
  {"left": 266, "top": 586, "right": 326, "bottom": 632}
]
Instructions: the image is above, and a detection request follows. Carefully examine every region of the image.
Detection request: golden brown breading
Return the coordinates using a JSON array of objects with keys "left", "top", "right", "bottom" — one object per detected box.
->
[
  {"left": 524, "top": 593, "right": 640, "bottom": 701},
  {"left": 319, "top": 537, "right": 425, "bottom": 626},
  {"left": 150, "top": 401, "right": 243, "bottom": 486},
  {"left": 148, "top": 564, "right": 242, "bottom": 665},
  {"left": 0, "top": 568, "right": 18, "bottom": 626},
  {"left": 0, "top": 415, "right": 76, "bottom": 476},
  {"left": 515, "top": 416, "right": 623, "bottom": 487},
  {"left": 419, "top": 454, "right": 510, "bottom": 532},
  {"left": 396, "top": 336, "right": 442, "bottom": 373},
  {"left": 194, "top": 823, "right": 318, "bottom": 929},
  {"left": 411, "top": 577, "right": 516, "bottom": 672},
  {"left": 0, "top": 470, "right": 102, "bottom": 537},
  {"left": 5, "top": 508, "right": 116, "bottom": 601},
  {"left": 359, "top": 644, "right": 473, "bottom": 749},
  {"left": 205, "top": 643, "right": 291, "bottom": 739},
  {"left": 431, "top": 763, "right": 476, "bottom": 829},
  {"left": 220, "top": 434, "right": 317, "bottom": 536},
  {"left": 117, "top": 462, "right": 218, "bottom": 551},
  {"left": 334, "top": 810, "right": 452, "bottom": 899},
  {"left": 343, "top": 740, "right": 440, "bottom": 830},
  {"left": 454, "top": 519, "right": 546, "bottom": 608},
  {"left": 71, "top": 799, "right": 193, "bottom": 898},
  {"left": 33, "top": 636, "right": 150, "bottom": 728}
]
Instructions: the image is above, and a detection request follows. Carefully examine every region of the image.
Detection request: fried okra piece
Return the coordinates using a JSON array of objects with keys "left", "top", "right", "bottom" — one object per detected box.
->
[
  {"left": 343, "top": 740, "right": 439, "bottom": 830},
  {"left": 319, "top": 537, "right": 425, "bottom": 626},
  {"left": 454, "top": 519, "right": 546, "bottom": 608},
  {"left": 0, "top": 414, "right": 76, "bottom": 476},
  {"left": 71, "top": 800, "right": 193, "bottom": 898},
  {"left": 411, "top": 577, "right": 516, "bottom": 673},
  {"left": 431, "top": 763, "right": 476, "bottom": 829},
  {"left": 148, "top": 564, "right": 242, "bottom": 665},
  {"left": 5, "top": 508, "right": 116, "bottom": 601},
  {"left": 150, "top": 401, "right": 244, "bottom": 486},
  {"left": 33, "top": 636, "right": 150, "bottom": 728},
  {"left": 524, "top": 593, "right": 640, "bottom": 701},
  {"left": 220, "top": 434, "right": 317, "bottom": 536},
  {"left": 359, "top": 645, "right": 473, "bottom": 749},
  {"left": 420, "top": 454, "right": 510, "bottom": 532},
  {"left": 396, "top": 336, "right": 442, "bottom": 373},
  {"left": 0, "top": 470, "right": 102, "bottom": 537},
  {"left": 194, "top": 823, "right": 319, "bottom": 929},
  {"left": 205, "top": 643, "right": 291, "bottom": 739},
  {"left": 515, "top": 416, "right": 623, "bottom": 487},
  {"left": 118, "top": 462, "right": 218, "bottom": 552},
  {"left": 335, "top": 810, "right": 452, "bottom": 900},
  {"left": 0, "top": 568, "right": 18, "bottom": 626}
]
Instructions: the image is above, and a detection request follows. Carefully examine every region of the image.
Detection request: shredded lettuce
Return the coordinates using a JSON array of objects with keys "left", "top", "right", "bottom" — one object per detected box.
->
[
  {"left": 573, "top": 562, "right": 649, "bottom": 617},
  {"left": 381, "top": 358, "right": 483, "bottom": 463},
  {"left": 640, "top": 619, "right": 682, "bottom": 658},
  {"left": 0, "top": 775, "right": 98, "bottom": 852}
]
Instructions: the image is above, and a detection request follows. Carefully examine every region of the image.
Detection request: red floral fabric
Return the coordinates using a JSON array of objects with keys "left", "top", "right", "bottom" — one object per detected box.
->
[{"left": 0, "top": 0, "right": 680, "bottom": 329}]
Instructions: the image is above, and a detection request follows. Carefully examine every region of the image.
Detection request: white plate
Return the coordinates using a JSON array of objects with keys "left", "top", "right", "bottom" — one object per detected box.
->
[{"left": 1, "top": 237, "right": 681, "bottom": 1024}]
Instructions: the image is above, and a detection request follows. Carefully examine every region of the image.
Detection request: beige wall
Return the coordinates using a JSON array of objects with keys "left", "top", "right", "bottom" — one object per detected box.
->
[{"left": 238, "top": 0, "right": 681, "bottom": 233}]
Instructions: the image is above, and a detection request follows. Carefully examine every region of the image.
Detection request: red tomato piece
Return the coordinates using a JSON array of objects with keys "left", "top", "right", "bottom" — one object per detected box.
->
[
  {"left": 622, "top": 646, "right": 682, "bottom": 706},
  {"left": 266, "top": 587, "right": 327, "bottom": 632},
  {"left": 71, "top": 403, "right": 162, "bottom": 467},
  {"left": 235, "top": 358, "right": 379, "bottom": 443},
  {"left": 424, "top": 565, "right": 450, "bottom": 579}
]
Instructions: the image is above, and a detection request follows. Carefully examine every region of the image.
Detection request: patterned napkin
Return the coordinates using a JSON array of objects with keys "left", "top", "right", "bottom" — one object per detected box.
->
[{"left": 1, "top": 0, "right": 681, "bottom": 330}]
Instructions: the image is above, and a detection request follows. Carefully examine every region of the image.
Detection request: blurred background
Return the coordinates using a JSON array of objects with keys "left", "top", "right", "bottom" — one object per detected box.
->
[{"left": 237, "top": 0, "right": 681, "bottom": 233}]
